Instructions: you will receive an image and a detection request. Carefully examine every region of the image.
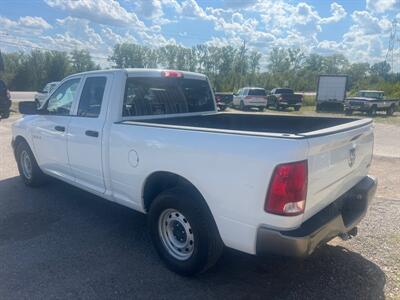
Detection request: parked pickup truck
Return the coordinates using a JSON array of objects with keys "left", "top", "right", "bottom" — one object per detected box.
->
[
  {"left": 267, "top": 88, "right": 303, "bottom": 111},
  {"left": 13, "top": 69, "right": 377, "bottom": 275},
  {"left": 214, "top": 92, "right": 233, "bottom": 111},
  {"left": 345, "top": 90, "right": 399, "bottom": 116}
]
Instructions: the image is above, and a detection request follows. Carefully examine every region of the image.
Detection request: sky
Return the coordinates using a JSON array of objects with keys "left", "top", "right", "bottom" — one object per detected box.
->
[{"left": 0, "top": 0, "right": 399, "bottom": 68}]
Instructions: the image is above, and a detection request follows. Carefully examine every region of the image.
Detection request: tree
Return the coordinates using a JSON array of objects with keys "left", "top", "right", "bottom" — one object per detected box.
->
[
  {"left": 0, "top": 50, "right": 4, "bottom": 73},
  {"left": 70, "top": 49, "right": 97, "bottom": 73},
  {"left": 109, "top": 43, "right": 153, "bottom": 68},
  {"left": 370, "top": 61, "right": 391, "bottom": 78}
]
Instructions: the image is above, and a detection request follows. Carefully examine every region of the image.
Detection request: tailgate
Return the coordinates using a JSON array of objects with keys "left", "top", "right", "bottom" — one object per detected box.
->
[
  {"left": 282, "top": 94, "right": 302, "bottom": 104},
  {"left": 304, "top": 122, "right": 374, "bottom": 220}
]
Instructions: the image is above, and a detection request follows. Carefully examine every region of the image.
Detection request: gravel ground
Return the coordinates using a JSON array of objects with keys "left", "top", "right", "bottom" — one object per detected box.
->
[{"left": 0, "top": 113, "right": 399, "bottom": 299}]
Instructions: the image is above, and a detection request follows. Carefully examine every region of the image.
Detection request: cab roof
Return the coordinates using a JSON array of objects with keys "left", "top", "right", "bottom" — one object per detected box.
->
[
  {"left": 359, "top": 90, "right": 384, "bottom": 93},
  {"left": 69, "top": 68, "right": 207, "bottom": 80}
]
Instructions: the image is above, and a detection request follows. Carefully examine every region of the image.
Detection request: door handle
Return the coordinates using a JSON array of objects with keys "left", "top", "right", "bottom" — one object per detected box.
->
[
  {"left": 85, "top": 130, "right": 99, "bottom": 138},
  {"left": 54, "top": 125, "right": 65, "bottom": 132}
]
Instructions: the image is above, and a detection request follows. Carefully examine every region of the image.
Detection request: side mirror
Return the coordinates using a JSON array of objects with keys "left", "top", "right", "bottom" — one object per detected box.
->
[{"left": 19, "top": 101, "right": 39, "bottom": 115}]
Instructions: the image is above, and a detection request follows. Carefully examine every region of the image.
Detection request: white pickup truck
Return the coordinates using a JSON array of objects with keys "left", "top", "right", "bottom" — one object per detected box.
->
[{"left": 13, "top": 69, "right": 377, "bottom": 275}]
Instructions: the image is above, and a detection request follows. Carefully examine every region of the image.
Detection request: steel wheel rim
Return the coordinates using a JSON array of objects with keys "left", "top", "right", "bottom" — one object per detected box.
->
[
  {"left": 158, "top": 209, "right": 194, "bottom": 260},
  {"left": 20, "top": 150, "right": 32, "bottom": 180}
]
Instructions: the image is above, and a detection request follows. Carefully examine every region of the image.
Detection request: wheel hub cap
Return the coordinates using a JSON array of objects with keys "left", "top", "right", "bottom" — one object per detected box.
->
[
  {"left": 20, "top": 150, "right": 32, "bottom": 180},
  {"left": 158, "top": 209, "right": 194, "bottom": 260}
]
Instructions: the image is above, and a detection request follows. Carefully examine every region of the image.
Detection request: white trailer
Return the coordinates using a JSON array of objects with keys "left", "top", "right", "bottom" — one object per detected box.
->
[{"left": 316, "top": 75, "right": 348, "bottom": 112}]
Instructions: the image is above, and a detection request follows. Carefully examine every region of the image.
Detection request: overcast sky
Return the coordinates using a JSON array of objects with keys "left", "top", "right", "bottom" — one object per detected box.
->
[{"left": 0, "top": 0, "right": 399, "bottom": 67}]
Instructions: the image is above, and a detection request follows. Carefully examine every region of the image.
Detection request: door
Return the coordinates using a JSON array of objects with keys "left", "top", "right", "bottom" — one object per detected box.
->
[
  {"left": 67, "top": 75, "right": 112, "bottom": 193},
  {"left": 31, "top": 77, "right": 81, "bottom": 181}
]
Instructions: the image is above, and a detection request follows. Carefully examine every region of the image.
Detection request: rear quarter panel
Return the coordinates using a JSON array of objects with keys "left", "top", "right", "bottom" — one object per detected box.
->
[{"left": 108, "top": 123, "right": 309, "bottom": 254}]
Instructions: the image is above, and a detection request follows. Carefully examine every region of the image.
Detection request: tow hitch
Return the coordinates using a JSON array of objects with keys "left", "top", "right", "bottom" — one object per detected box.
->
[{"left": 339, "top": 227, "right": 358, "bottom": 241}]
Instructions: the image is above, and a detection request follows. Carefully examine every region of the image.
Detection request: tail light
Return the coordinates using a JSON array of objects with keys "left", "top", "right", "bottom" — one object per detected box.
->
[
  {"left": 161, "top": 70, "right": 183, "bottom": 78},
  {"left": 265, "top": 160, "right": 308, "bottom": 216}
]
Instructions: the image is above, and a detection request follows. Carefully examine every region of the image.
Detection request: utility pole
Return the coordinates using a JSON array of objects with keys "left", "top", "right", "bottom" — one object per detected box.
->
[
  {"left": 239, "top": 39, "right": 246, "bottom": 89},
  {"left": 385, "top": 19, "right": 399, "bottom": 74}
]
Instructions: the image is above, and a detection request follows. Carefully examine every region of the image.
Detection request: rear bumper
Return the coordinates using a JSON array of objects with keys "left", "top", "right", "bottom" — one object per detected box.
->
[
  {"left": 246, "top": 102, "right": 267, "bottom": 107},
  {"left": 279, "top": 102, "right": 302, "bottom": 107},
  {"left": 256, "top": 175, "right": 377, "bottom": 257},
  {"left": 0, "top": 99, "right": 11, "bottom": 112}
]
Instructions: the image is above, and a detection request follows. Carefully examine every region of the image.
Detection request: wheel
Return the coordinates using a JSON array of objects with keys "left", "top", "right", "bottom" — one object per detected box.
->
[
  {"left": 294, "top": 106, "right": 301, "bottom": 111},
  {"left": 148, "top": 187, "right": 223, "bottom": 276},
  {"left": 15, "top": 141, "right": 47, "bottom": 187},
  {"left": 239, "top": 101, "right": 245, "bottom": 111},
  {"left": 1, "top": 111, "right": 10, "bottom": 119},
  {"left": 258, "top": 107, "right": 265, "bottom": 112},
  {"left": 316, "top": 104, "right": 321, "bottom": 112},
  {"left": 386, "top": 105, "right": 395, "bottom": 116},
  {"left": 345, "top": 109, "right": 353, "bottom": 115},
  {"left": 368, "top": 106, "right": 377, "bottom": 116}
]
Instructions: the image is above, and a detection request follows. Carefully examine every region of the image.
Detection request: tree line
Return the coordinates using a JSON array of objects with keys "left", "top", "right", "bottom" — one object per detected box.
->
[
  {"left": 0, "top": 49, "right": 99, "bottom": 91},
  {"left": 0, "top": 43, "right": 399, "bottom": 97}
]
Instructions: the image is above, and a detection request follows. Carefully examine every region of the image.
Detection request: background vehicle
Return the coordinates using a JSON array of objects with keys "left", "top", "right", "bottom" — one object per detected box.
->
[
  {"left": 267, "top": 88, "right": 303, "bottom": 111},
  {"left": 214, "top": 92, "right": 233, "bottom": 111},
  {"left": 34, "top": 81, "right": 60, "bottom": 107},
  {"left": 315, "top": 75, "right": 348, "bottom": 112},
  {"left": 0, "top": 79, "right": 11, "bottom": 119},
  {"left": 345, "top": 90, "right": 399, "bottom": 116},
  {"left": 232, "top": 87, "right": 267, "bottom": 111},
  {"left": 14, "top": 69, "right": 376, "bottom": 276}
]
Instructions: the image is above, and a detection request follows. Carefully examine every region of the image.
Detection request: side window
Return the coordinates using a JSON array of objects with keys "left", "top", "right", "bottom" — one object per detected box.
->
[
  {"left": 77, "top": 77, "right": 107, "bottom": 117},
  {"left": 46, "top": 78, "right": 80, "bottom": 115},
  {"left": 242, "top": 89, "right": 248, "bottom": 96}
]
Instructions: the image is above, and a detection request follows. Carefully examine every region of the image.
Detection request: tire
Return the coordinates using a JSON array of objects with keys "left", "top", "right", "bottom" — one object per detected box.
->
[
  {"left": 345, "top": 109, "right": 353, "bottom": 115},
  {"left": 1, "top": 111, "right": 10, "bottom": 119},
  {"left": 386, "top": 105, "right": 395, "bottom": 116},
  {"left": 316, "top": 104, "right": 321, "bottom": 112},
  {"left": 258, "top": 107, "right": 265, "bottom": 112},
  {"left": 368, "top": 106, "right": 377, "bottom": 116},
  {"left": 15, "top": 141, "right": 47, "bottom": 187},
  {"left": 239, "top": 101, "right": 245, "bottom": 111},
  {"left": 294, "top": 106, "right": 301, "bottom": 111},
  {"left": 148, "top": 187, "right": 223, "bottom": 276}
]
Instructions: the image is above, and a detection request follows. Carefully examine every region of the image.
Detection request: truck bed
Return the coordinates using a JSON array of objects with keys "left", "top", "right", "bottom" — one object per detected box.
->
[{"left": 130, "top": 113, "right": 370, "bottom": 137}]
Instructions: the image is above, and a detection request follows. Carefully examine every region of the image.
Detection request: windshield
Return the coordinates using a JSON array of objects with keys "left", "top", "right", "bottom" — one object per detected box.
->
[
  {"left": 357, "top": 91, "right": 383, "bottom": 99},
  {"left": 123, "top": 77, "right": 215, "bottom": 117},
  {"left": 248, "top": 89, "right": 266, "bottom": 96}
]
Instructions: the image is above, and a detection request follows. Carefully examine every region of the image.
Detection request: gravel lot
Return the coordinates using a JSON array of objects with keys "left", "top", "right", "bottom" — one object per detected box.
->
[{"left": 0, "top": 113, "right": 399, "bottom": 299}]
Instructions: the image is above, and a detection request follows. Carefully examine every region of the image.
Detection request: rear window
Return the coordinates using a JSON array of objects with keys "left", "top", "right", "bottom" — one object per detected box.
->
[
  {"left": 275, "top": 89, "right": 293, "bottom": 94},
  {"left": 248, "top": 89, "right": 266, "bottom": 96},
  {"left": 122, "top": 77, "right": 214, "bottom": 117}
]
